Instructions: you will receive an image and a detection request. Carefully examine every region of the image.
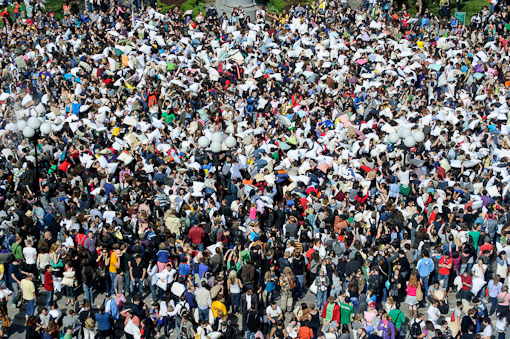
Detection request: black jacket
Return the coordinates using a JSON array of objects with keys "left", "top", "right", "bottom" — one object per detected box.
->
[
  {"left": 240, "top": 291, "right": 259, "bottom": 314},
  {"left": 246, "top": 309, "right": 260, "bottom": 332}
]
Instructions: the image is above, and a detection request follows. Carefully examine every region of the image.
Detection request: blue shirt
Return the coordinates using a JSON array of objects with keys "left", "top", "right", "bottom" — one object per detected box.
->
[
  {"left": 103, "top": 182, "right": 115, "bottom": 197},
  {"left": 199, "top": 263, "right": 208, "bottom": 279},
  {"left": 185, "top": 291, "right": 198, "bottom": 308},
  {"left": 8, "top": 263, "right": 20, "bottom": 284},
  {"left": 178, "top": 263, "right": 191, "bottom": 277},
  {"left": 95, "top": 313, "right": 111, "bottom": 331},
  {"left": 156, "top": 250, "right": 169, "bottom": 263},
  {"left": 416, "top": 257, "right": 434, "bottom": 277}
]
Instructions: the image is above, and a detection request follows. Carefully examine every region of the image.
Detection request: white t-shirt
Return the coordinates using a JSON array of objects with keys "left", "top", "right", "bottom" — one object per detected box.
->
[
  {"left": 472, "top": 264, "right": 487, "bottom": 279},
  {"left": 63, "top": 237, "right": 74, "bottom": 249},
  {"left": 246, "top": 294, "right": 252, "bottom": 310},
  {"left": 427, "top": 305, "right": 439, "bottom": 325},
  {"left": 124, "top": 319, "right": 141, "bottom": 339},
  {"left": 23, "top": 247, "right": 37, "bottom": 265},
  {"left": 482, "top": 324, "right": 493, "bottom": 338},
  {"left": 103, "top": 211, "right": 115, "bottom": 225},
  {"left": 266, "top": 305, "right": 282, "bottom": 319}
]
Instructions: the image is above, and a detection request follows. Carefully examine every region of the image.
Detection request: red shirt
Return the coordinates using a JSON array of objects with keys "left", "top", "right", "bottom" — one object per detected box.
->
[
  {"left": 75, "top": 233, "right": 87, "bottom": 246},
  {"left": 44, "top": 271, "right": 54, "bottom": 291},
  {"left": 188, "top": 226, "right": 204, "bottom": 245},
  {"left": 480, "top": 243, "right": 494, "bottom": 253},
  {"left": 438, "top": 256, "right": 452, "bottom": 275},
  {"left": 461, "top": 274, "right": 472, "bottom": 291}
]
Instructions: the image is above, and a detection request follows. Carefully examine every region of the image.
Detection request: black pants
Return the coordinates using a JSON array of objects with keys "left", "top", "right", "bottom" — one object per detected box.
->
[{"left": 97, "top": 329, "right": 114, "bottom": 339}]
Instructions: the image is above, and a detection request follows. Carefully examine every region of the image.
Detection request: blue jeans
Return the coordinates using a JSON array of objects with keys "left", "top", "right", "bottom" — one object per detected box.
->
[
  {"left": 421, "top": 275, "right": 430, "bottom": 297},
  {"left": 490, "top": 296, "right": 498, "bottom": 316},
  {"left": 83, "top": 283, "right": 94, "bottom": 304},
  {"left": 150, "top": 283, "right": 157, "bottom": 302},
  {"left": 246, "top": 329, "right": 256, "bottom": 339},
  {"left": 26, "top": 299, "right": 35, "bottom": 316},
  {"left": 316, "top": 289, "right": 327, "bottom": 309},
  {"left": 11, "top": 282, "right": 19, "bottom": 306},
  {"left": 46, "top": 290, "right": 53, "bottom": 307},
  {"left": 439, "top": 274, "right": 449, "bottom": 290},
  {"left": 131, "top": 278, "right": 144, "bottom": 297},
  {"left": 198, "top": 307, "right": 209, "bottom": 321},
  {"left": 124, "top": 273, "right": 131, "bottom": 296},
  {"left": 109, "top": 272, "right": 117, "bottom": 295},
  {"left": 295, "top": 274, "right": 304, "bottom": 298},
  {"left": 231, "top": 293, "right": 241, "bottom": 313}
]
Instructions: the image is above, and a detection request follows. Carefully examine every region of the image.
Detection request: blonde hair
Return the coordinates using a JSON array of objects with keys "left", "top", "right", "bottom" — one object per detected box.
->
[{"left": 228, "top": 270, "right": 237, "bottom": 284}]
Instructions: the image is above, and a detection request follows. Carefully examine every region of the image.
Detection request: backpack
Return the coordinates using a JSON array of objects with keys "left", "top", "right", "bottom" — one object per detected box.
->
[
  {"left": 274, "top": 327, "right": 285, "bottom": 339},
  {"left": 84, "top": 317, "right": 96, "bottom": 330},
  {"left": 298, "top": 326, "right": 314, "bottom": 339},
  {"left": 289, "top": 277, "right": 297, "bottom": 290},
  {"left": 332, "top": 241, "right": 345, "bottom": 257},
  {"left": 179, "top": 301, "right": 189, "bottom": 318},
  {"left": 410, "top": 320, "right": 422, "bottom": 338},
  {"left": 281, "top": 275, "right": 296, "bottom": 291}
]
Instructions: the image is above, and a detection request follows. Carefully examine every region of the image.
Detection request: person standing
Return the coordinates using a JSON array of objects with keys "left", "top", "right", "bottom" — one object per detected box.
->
[
  {"left": 196, "top": 280, "right": 212, "bottom": 321},
  {"left": 95, "top": 305, "right": 113, "bottom": 339},
  {"left": 488, "top": 275, "right": 503, "bottom": 316},
  {"left": 245, "top": 305, "right": 260, "bottom": 339},
  {"left": 22, "top": 239, "right": 37, "bottom": 276},
  {"left": 81, "top": 259, "right": 96, "bottom": 305},
  {"left": 8, "top": 258, "right": 24, "bottom": 307},
  {"left": 79, "top": 301, "right": 96, "bottom": 339},
  {"left": 129, "top": 255, "right": 147, "bottom": 297},
  {"left": 279, "top": 267, "right": 294, "bottom": 313},
  {"left": 438, "top": 252, "right": 453, "bottom": 291},
  {"left": 20, "top": 273, "right": 36, "bottom": 318},
  {"left": 416, "top": 250, "right": 434, "bottom": 298},
  {"left": 241, "top": 287, "right": 258, "bottom": 333},
  {"left": 314, "top": 269, "right": 329, "bottom": 310},
  {"left": 43, "top": 265, "right": 55, "bottom": 307},
  {"left": 108, "top": 245, "right": 122, "bottom": 296}
]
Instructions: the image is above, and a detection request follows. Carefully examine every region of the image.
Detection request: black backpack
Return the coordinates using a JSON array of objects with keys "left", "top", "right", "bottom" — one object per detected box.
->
[
  {"left": 410, "top": 320, "right": 423, "bottom": 338},
  {"left": 274, "top": 327, "right": 285, "bottom": 339}
]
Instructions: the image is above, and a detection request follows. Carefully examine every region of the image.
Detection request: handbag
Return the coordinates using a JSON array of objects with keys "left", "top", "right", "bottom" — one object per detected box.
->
[
  {"left": 416, "top": 284, "right": 423, "bottom": 302},
  {"left": 309, "top": 283, "right": 318, "bottom": 295},
  {"left": 399, "top": 184, "right": 411, "bottom": 196},
  {"left": 498, "top": 292, "right": 507, "bottom": 303},
  {"left": 96, "top": 267, "right": 106, "bottom": 279},
  {"left": 50, "top": 257, "right": 63, "bottom": 269}
]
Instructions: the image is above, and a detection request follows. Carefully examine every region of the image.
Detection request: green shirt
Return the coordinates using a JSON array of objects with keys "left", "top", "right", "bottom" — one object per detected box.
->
[
  {"left": 389, "top": 309, "right": 405, "bottom": 329},
  {"left": 162, "top": 111, "right": 176, "bottom": 124},
  {"left": 241, "top": 250, "right": 251, "bottom": 264},
  {"left": 339, "top": 303, "right": 353, "bottom": 325},
  {"left": 468, "top": 230, "right": 480, "bottom": 250},
  {"left": 11, "top": 243, "right": 23, "bottom": 260}
]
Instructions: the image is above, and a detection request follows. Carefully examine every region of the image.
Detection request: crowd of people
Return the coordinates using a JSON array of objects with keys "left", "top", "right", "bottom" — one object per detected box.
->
[{"left": 0, "top": 0, "right": 510, "bottom": 338}]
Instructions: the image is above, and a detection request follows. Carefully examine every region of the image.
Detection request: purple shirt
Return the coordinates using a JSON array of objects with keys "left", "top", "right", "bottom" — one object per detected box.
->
[{"left": 83, "top": 237, "right": 96, "bottom": 254}]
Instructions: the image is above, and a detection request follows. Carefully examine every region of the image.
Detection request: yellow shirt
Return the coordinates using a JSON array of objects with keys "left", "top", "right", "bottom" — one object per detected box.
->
[
  {"left": 109, "top": 252, "right": 119, "bottom": 273},
  {"left": 20, "top": 278, "right": 35, "bottom": 300},
  {"left": 211, "top": 300, "right": 227, "bottom": 318}
]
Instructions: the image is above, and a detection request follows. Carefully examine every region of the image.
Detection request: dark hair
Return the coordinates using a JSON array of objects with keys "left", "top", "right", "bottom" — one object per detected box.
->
[{"left": 26, "top": 316, "right": 38, "bottom": 327}]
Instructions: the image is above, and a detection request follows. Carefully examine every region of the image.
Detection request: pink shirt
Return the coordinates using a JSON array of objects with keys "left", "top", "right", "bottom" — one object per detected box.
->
[{"left": 406, "top": 285, "right": 417, "bottom": 296}]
